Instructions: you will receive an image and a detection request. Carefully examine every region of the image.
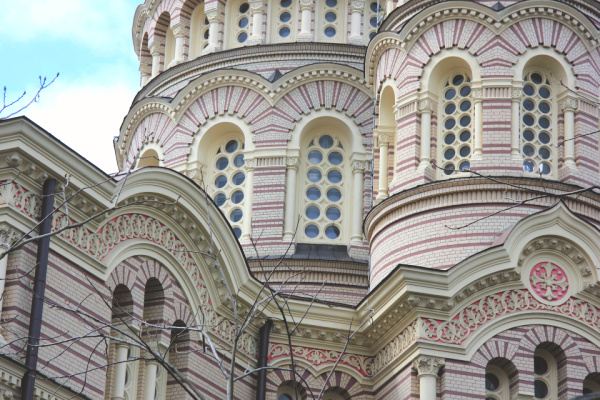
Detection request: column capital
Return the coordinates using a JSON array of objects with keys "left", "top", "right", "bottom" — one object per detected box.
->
[
  {"left": 378, "top": 133, "right": 391, "bottom": 145},
  {"left": 148, "top": 40, "right": 161, "bottom": 55},
  {"left": 249, "top": 0, "right": 267, "bottom": 14},
  {"left": 171, "top": 23, "right": 186, "bottom": 37},
  {"left": 413, "top": 355, "right": 444, "bottom": 376},
  {"left": 206, "top": 10, "right": 224, "bottom": 23},
  {"left": 285, "top": 157, "right": 299, "bottom": 169},
  {"left": 245, "top": 159, "right": 255, "bottom": 170},
  {"left": 0, "top": 223, "right": 21, "bottom": 258},
  {"left": 352, "top": 160, "right": 367, "bottom": 173},
  {"left": 299, "top": 0, "right": 315, "bottom": 11},
  {"left": 560, "top": 96, "right": 578, "bottom": 112},
  {"left": 511, "top": 88, "right": 523, "bottom": 100},
  {"left": 471, "top": 88, "right": 484, "bottom": 101},
  {"left": 349, "top": 0, "right": 366, "bottom": 14},
  {"left": 418, "top": 98, "right": 435, "bottom": 113}
]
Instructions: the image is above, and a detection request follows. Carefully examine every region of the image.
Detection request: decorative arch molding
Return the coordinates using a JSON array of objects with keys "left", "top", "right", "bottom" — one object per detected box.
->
[
  {"left": 367, "top": 1, "right": 600, "bottom": 90},
  {"left": 119, "top": 68, "right": 373, "bottom": 169}
]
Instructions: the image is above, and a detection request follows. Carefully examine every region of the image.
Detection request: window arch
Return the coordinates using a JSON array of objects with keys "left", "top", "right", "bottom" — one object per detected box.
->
[
  {"left": 137, "top": 148, "right": 161, "bottom": 168},
  {"left": 226, "top": 0, "right": 250, "bottom": 48},
  {"left": 277, "top": 381, "right": 307, "bottom": 400},
  {"left": 439, "top": 71, "right": 473, "bottom": 175},
  {"left": 484, "top": 358, "right": 518, "bottom": 400},
  {"left": 376, "top": 85, "right": 396, "bottom": 199},
  {"left": 187, "top": 0, "right": 209, "bottom": 58},
  {"left": 299, "top": 125, "right": 350, "bottom": 243},
  {"left": 533, "top": 345, "right": 559, "bottom": 400},
  {"left": 140, "top": 32, "right": 152, "bottom": 85},
  {"left": 583, "top": 373, "right": 600, "bottom": 395},
  {"left": 156, "top": 12, "right": 174, "bottom": 71},
  {"left": 270, "top": 0, "right": 296, "bottom": 42}
]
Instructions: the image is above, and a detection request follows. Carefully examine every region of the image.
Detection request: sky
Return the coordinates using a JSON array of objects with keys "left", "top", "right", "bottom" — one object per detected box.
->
[{"left": 0, "top": 0, "right": 142, "bottom": 173}]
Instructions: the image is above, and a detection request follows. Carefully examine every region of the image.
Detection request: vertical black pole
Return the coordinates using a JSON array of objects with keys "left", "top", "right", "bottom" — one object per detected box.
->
[
  {"left": 21, "top": 178, "right": 56, "bottom": 400},
  {"left": 255, "top": 320, "right": 273, "bottom": 400}
]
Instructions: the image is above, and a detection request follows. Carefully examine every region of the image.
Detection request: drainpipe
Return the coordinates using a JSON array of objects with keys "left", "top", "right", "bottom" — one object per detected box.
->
[
  {"left": 21, "top": 178, "right": 56, "bottom": 400},
  {"left": 255, "top": 320, "right": 273, "bottom": 400}
]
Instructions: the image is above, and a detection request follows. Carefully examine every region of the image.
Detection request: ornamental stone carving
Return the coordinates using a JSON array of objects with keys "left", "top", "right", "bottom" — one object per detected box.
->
[
  {"left": 512, "top": 88, "right": 523, "bottom": 99},
  {"left": 559, "top": 96, "right": 578, "bottom": 111},
  {"left": 352, "top": 160, "right": 366, "bottom": 172},
  {"left": 418, "top": 99, "right": 435, "bottom": 113},
  {"left": 349, "top": 0, "right": 366, "bottom": 13},
  {"left": 529, "top": 262, "right": 569, "bottom": 302},
  {"left": 285, "top": 157, "right": 299, "bottom": 168},
  {"left": 249, "top": 0, "right": 267, "bottom": 13},
  {"left": 299, "top": 0, "right": 314, "bottom": 11},
  {"left": 472, "top": 88, "right": 484, "bottom": 100},
  {"left": 378, "top": 133, "right": 390, "bottom": 145},
  {"left": 206, "top": 10, "right": 224, "bottom": 23},
  {"left": 413, "top": 355, "right": 444, "bottom": 376}
]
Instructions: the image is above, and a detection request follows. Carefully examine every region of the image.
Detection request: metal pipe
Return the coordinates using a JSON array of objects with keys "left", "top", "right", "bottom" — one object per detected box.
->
[
  {"left": 21, "top": 178, "right": 56, "bottom": 400},
  {"left": 255, "top": 320, "right": 273, "bottom": 400}
]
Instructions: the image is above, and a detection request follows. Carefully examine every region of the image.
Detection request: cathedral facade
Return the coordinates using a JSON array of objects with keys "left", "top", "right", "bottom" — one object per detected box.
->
[{"left": 2, "top": 0, "right": 600, "bottom": 399}]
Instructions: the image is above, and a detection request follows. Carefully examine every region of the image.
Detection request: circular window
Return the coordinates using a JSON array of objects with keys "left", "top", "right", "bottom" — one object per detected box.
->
[
  {"left": 306, "top": 187, "right": 321, "bottom": 200},
  {"left": 319, "top": 135, "right": 334, "bottom": 148},
  {"left": 539, "top": 132, "right": 550, "bottom": 144},
  {"left": 370, "top": 2, "right": 377, "bottom": 12},
  {"left": 233, "top": 227, "right": 242, "bottom": 239},
  {"left": 539, "top": 101, "right": 550, "bottom": 114},
  {"left": 214, "top": 193, "right": 227, "bottom": 207},
  {"left": 234, "top": 153, "right": 245, "bottom": 167},
  {"left": 215, "top": 175, "right": 227, "bottom": 188},
  {"left": 523, "top": 99, "right": 535, "bottom": 111},
  {"left": 485, "top": 373, "right": 500, "bottom": 391},
  {"left": 239, "top": 3, "right": 249, "bottom": 13},
  {"left": 306, "top": 206, "right": 320, "bottom": 219},
  {"left": 445, "top": 103, "right": 456, "bottom": 115},
  {"left": 523, "top": 129, "right": 535, "bottom": 142},
  {"left": 539, "top": 162, "right": 551, "bottom": 175},
  {"left": 524, "top": 84, "right": 535, "bottom": 96},
  {"left": 534, "top": 356, "right": 548, "bottom": 375},
  {"left": 539, "top": 87, "right": 550, "bottom": 99},
  {"left": 443, "top": 164, "right": 455, "bottom": 175},
  {"left": 279, "top": 27, "right": 290, "bottom": 37},
  {"left": 307, "top": 169, "right": 322, "bottom": 182},
  {"left": 325, "top": 12, "right": 337, "bottom": 22},
  {"left": 230, "top": 209, "right": 243, "bottom": 222},
  {"left": 204, "top": 29, "right": 209, "bottom": 39},
  {"left": 460, "top": 115, "right": 471, "bottom": 127},
  {"left": 237, "top": 32, "right": 248, "bottom": 43},
  {"left": 460, "top": 86, "right": 471, "bottom": 97},
  {"left": 231, "top": 190, "right": 244, "bottom": 204},
  {"left": 369, "top": 32, "right": 376, "bottom": 40},
  {"left": 280, "top": 0, "right": 291, "bottom": 7},
  {"left": 459, "top": 130, "right": 471, "bottom": 142},
  {"left": 324, "top": 26, "right": 336, "bottom": 37},
  {"left": 328, "top": 152, "right": 343, "bottom": 165},
  {"left": 534, "top": 380, "right": 548, "bottom": 398},
  {"left": 531, "top": 73, "right": 543, "bottom": 84},
  {"left": 523, "top": 145, "right": 535, "bottom": 157},
  {"left": 444, "top": 148, "right": 456, "bottom": 160},
  {"left": 459, "top": 161, "right": 470, "bottom": 171},
  {"left": 445, "top": 89, "right": 456, "bottom": 100},
  {"left": 280, "top": 12, "right": 291, "bottom": 22},
  {"left": 325, "top": 225, "right": 340, "bottom": 239},
  {"left": 327, "top": 170, "right": 342, "bottom": 183},
  {"left": 326, "top": 0, "right": 337, "bottom": 7},
  {"left": 523, "top": 160, "right": 535, "bottom": 172},
  {"left": 445, "top": 118, "right": 456, "bottom": 130},
  {"left": 327, "top": 188, "right": 341, "bottom": 202},
  {"left": 309, "top": 150, "right": 323, "bottom": 164},
  {"left": 232, "top": 172, "right": 245, "bottom": 185},
  {"left": 460, "top": 100, "right": 471, "bottom": 112},
  {"left": 370, "top": 17, "right": 378, "bottom": 27},
  {"left": 459, "top": 146, "right": 471, "bottom": 157},
  {"left": 523, "top": 114, "right": 535, "bottom": 126},
  {"left": 452, "top": 75, "right": 464, "bottom": 85},
  {"left": 539, "top": 147, "right": 550, "bottom": 159},
  {"left": 238, "top": 17, "right": 249, "bottom": 28},
  {"left": 444, "top": 133, "right": 456, "bottom": 145},
  {"left": 305, "top": 224, "right": 319, "bottom": 238},
  {"left": 539, "top": 117, "right": 550, "bottom": 129},
  {"left": 326, "top": 207, "right": 341, "bottom": 220},
  {"left": 216, "top": 157, "right": 229, "bottom": 170}
]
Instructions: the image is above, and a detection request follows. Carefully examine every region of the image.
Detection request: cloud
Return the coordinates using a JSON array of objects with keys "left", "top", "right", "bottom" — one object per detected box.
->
[
  {"left": 22, "top": 67, "right": 139, "bottom": 173},
  {"left": 0, "top": 0, "right": 138, "bottom": 54}
]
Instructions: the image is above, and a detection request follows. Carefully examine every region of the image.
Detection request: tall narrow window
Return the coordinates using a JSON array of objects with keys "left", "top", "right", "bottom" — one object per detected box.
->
[
  {"left": 211, "top": 138, "right": 246, "bottom": 239},
  {"left": 521, "top": 71, "right": 554, "bottom": 176},
  {"left": 440, "top": 72, "right": 473, "bottom": 175},
  {"left": 320, "top": 0, "right": 343, "bottom": 42},
  {"left": 272, "top": 0, "right": 295, "bottom": 41},
  {"left": 485, "top": 364, "right": 509, "bottom": 400},
  {"left": 533, "top": 349, "right": 557, "bottom": 400},
  {"left": 189, "top": 2, "right": 209, "bottom": 58},
  {"left": 366, "top": 1, "right": 379, "bottom": 41},
  {"left": 228, "top": 0, "right": 250, "bottom": 47},
  {"left": 301, "top": 134, "right": 347, "bottom": 242}
]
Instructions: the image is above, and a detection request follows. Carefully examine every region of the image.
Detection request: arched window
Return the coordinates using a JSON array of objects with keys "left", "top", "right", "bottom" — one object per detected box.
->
[
  {"left": 142, "top": 278, "right": 167, "bottom": 400},
  {"left": 300, "top": 132, "right": 348, "bottom": 243},
  {"left": 583, "top": 373, "right": 600, "bottom": 395},
  {"left": 188, "top": 1, "right": 209, "bottom": 58},
  {"left": 271, "top": 0, "right": 295, "bottom": 42},
  {"left": 521, "top": 70, "right": 555, "bottom": 176},
  {"left": 210, "top": 137, "right": 246, "bottom": 239},
  {"left": 277, "top": 381, "right": 306, "bottom": 400},
  {"left": 376, "top": 85, "right": 396, "bottom": 198},
  {"left": 365, "top": 1, "right": 379, "bottom": 41},
  {"left": 226, "top": 0, "right": 250, "bottom": 48},
  {"left": 439, "top": 72, "right": 473, "bottom": 175},
  {"left": 156, "top": 12, "right": 174, "bottom": 71},
  {"left": 137, "top": 148, "right": 160, "bottom": 168},
  {"left": 484, "top": 358, "right": 518, "bottom": 400},
  {"left": 323, "top": 388, "right": 349, "bottom": 400},
  {"left": 318, "top": 0, "right": 344, "bottom": 42},
  {"left": 140, "top": 33, "right": 152, "bottom": 85},
  {"left": 533, "top": 347, "right": 558, "bottom": 400}
]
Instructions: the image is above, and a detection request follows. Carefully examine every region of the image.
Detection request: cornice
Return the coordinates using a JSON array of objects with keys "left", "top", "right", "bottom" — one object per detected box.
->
[{"left": 367, "top": 0, "right": 600, "bottom": 87}]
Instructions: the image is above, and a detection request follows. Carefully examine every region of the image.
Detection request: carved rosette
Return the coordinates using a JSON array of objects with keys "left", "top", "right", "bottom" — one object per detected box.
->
[
  {"left": 413, "top": 355, "right": 445, "bottom": 376},
  {"left": 529, "top": 262, "right": 569, "bottom": 302}
]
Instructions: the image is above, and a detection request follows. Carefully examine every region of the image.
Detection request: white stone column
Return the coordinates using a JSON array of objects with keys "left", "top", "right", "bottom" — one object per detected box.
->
[
  {"left": 149, "top": 42, "right": 161, "bottom": 78},
  {"left": 560, "top": 96, "right": 578, "bottom": 167},
  {"left": 298, "top": 0, "right": 314, "bottom": 41},
  {"left": 511, "top": 88, "right": 522, "bottom": 159},
  {"left": 472, "top": 88, "right": 484, "bottom": 159},
  {"left": 112, "top": 343, "right": 129, "bottom": 400},
  {"left": 417, "top": 99, "right": 434, "bottom": 170},
  {"left": 349, "top": 0, "right": 366, "bottom": 45},
  {"left": 204, "top": 10, "right": 222, "bottom": 53},
  {"left": 171, "top": 25, "right": 185, "bottom": 66},
  {"left": 376, "top": 131, "right": 391, "bottom": 200},
  {"left": 143, "top": 360, "right": 159, "bottom": 400},
  {"left": 249, "top": 0, "right": 266, "bottom": 43},
  {"left": 351, "top": 160, "right": 366, "bottom": 243},
  {"left": 283, "top": 157, "right": 298, "bottom": 241},
  {"left": 242, "top": 159, "right": 254, "bottom": 242},
  {"left": 413, "top": 356, "right": 445, "bottom": 400}
]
